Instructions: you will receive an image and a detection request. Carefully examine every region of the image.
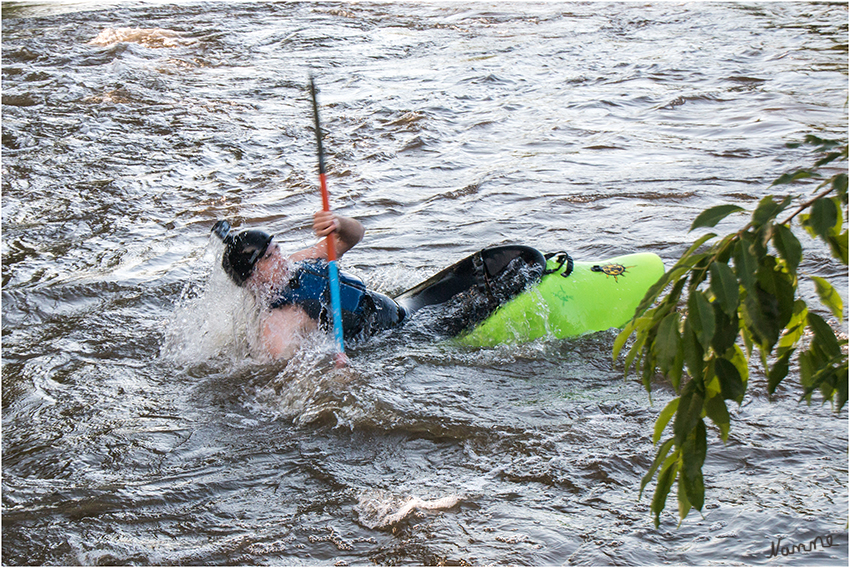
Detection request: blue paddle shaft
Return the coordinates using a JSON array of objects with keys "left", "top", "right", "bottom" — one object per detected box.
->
[{"left": 327, "top": 259, "right": 345, "bottom": 352}]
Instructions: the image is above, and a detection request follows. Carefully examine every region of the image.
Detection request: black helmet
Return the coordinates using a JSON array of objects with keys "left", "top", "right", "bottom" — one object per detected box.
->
[{"left": 211, "top": 220, "right": 273, "bottom": 287}]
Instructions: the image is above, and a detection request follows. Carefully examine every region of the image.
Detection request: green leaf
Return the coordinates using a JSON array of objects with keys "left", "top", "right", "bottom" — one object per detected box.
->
[
  {"left": 670, "top": 357, "right": 685, "bottom": 394},
  {"left": 641, "top": 351, "right": 658, "bottom": 394},
  {"left": 714, "top": 234, "right": 738, "bottom": 263},
  {"left": 777, "top": 300, "right": 809, "bottom": 354},
  {"left": 799, "top": 212, "right": 817, "bottom": 239},
  {"left": 654, "top": 398, "right": 680, "bottom": 445},
  {"left": 613, "top": 318, "right": 639, "bottom": 361},
  {"left": 811, "top": 276, "right": 844, "bottom": 320},
  {"left": 711, "top": 303, "right": 739, "bottom": 355},
  {"left": 677, "top": 471, "right": 692, "bottom": 525},
  {"left": 808, "top": 312, "right": 842, "bottom": 360},
  {"left": 633, "top": 264, "right": 689, "bottom": 319},
  {"left": 709, "top": 261, "right": 739, "bottom": 316},
  {"left": 623, "top": 321, "right": 649, "bottom": 379},
  {"left": 687, "top": 292, "right": 716, "bottom": 352},
  {"left": 771, "top": 170, "right": 815, "bottom": 186},
  {"left": 680, "top": 464, "right": 705, "bottom": 519},
  {"left": 654, "top": 312, "right": 682, "bottom": 378},
  {"left": 715, "top": 357, "right": 745, "bottom": 403},
  {"left": 687, "top": 255, "right": 712, "bottom": 291},
  {"left": 816, "top": 152, "right": 846, "bottom": 167},
  {"left": 662, "top": 276, "right": 689, "bottom": 313},
  {"left": 800, "top": 356, "right": 845, "bottom": 404},
  {"left": 835, "top": 362, "right": 848, "bottom": 411},
  {"left": 674, "top": 381, "right": 705, "bottom": 446},
  {"left": 742, "top": 285, "right": 782, "bottom": 350},
  {"left": 680, "top": 419, "right": 707, "bottom": 512},
  {"left": 690, "top": 205, "right": 745, "bottom": 231},
  {"left": 806, "top": 198, "right": 839, "bottom": 239},
  {"left": 640, "top": 437, "right": 676, "bottom": 498},
  {"left": 832, "top": 173, "right": 848, "bottom": 200},
  {"left": 651, "top": 453, "right": 680, "bottom": 528},
  {"left": 755, "top": 256, "right": 796, "bottom": 329},
  {"left": 768, "top": 349, "right": 793, "bottom": 394},
  {"left": 751, "top": 195, "right": 792, "bottom": 228},
  {"left": 681, "top": 318, "right": 705, "bottom": 383},
  {"left": 683, "top": 233, "right": 719, "bottom": 258},
  {"left": 830, "top": 196, "right": 845, "bottom": 227},
  {"left": 733, "top": 238, "right": 758, "bottom": 293},
  {"left": 797, "top": 135, "right": 844, "bottom": 151},
  {"left": 772, "top": 224, "right": 802, "bottom": 274},
  {"left": 740, "top": 324, "right": 755, "bottom": 359},
  {"left": 681, "top": 418, "right": 707, "bottom": 478},
  {"left": 799, "top": 349, "right": 816, "bottom": 393},
  {"left": 727, "top": 344, "right": 750, "bottom": 392},
  {"left": 826, "top": 230, "right": 849, "bottom": 264},
  {"left": 704, "top": 394, "right": 730, "bottom": 442}
]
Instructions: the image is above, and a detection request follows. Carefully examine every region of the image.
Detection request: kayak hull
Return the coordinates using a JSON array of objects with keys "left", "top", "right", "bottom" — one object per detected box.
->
[{"left": 458, "top": 252, "right": 664, "bottom": 347}]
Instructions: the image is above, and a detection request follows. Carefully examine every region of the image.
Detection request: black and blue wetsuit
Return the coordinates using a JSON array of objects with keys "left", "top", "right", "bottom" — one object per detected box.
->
[
  {"left": 271, "top": 260, "right": 406, "bottom": 340},
  {"left": 271, "top": 246, "right": 546, "bottom": 342}
]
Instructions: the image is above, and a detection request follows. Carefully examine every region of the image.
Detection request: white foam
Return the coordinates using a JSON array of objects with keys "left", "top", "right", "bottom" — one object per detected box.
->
[
  {"left": 89, "top": 27, "right": 193, "bottom": 48},
  {"left": 160, "top": 241, "right": 257, "bottom": 366},
  {"left": 355, "top": 491, "right": 462, "bottom": 529}
]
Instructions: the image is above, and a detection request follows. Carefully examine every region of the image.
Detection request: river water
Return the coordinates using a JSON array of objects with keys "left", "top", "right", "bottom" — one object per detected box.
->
[{"left": 2, "top": 1, "right": 847, "bottom": 565}]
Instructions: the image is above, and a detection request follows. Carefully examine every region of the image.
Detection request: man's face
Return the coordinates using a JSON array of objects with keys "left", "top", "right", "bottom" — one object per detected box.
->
[{"left": 250, "top": 241, "right": 286, "bottom": 286}]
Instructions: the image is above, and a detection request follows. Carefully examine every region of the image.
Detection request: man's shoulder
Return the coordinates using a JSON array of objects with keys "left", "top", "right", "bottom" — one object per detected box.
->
[{"left": 287, "top": 244, "right": 327, "bottom": 263}]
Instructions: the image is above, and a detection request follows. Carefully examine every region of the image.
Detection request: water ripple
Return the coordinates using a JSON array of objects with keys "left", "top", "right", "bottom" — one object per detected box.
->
[{"left": 2, "top": 2, "right": 847, "bottom": 566}]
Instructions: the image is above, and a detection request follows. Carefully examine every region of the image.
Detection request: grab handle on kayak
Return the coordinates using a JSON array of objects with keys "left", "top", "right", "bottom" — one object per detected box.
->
[{"left": 544, "top": 251, "right": 574, "bottom": 278}]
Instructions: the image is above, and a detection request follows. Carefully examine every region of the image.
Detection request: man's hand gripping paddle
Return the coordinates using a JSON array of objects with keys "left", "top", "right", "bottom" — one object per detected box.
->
[{"left": 309, "top": 76, "right": 348, "bottom": 368}]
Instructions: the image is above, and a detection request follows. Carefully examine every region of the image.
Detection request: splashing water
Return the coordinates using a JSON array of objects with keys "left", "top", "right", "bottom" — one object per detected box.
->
[
  {"left": 89, "top": 27, "right": 194, "bottom": 49},
  {"left": 160, "top": 239, "right": 258, "bottom": 366},
  {"left": 356, "top": 491, "right": 463, "bottom": 530}
]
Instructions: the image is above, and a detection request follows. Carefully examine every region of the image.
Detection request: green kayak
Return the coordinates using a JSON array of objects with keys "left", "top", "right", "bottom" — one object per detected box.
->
[{"left": 394, "top": 246, "right": 664, "bottom": 347}]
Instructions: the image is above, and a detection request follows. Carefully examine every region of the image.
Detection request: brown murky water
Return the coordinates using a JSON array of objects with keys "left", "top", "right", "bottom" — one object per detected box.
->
[{"left": 3, "top": 2, "right": 847, "bottom": 565}]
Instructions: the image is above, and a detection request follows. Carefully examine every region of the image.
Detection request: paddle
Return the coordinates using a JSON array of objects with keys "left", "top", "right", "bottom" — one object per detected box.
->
[{"left": 309, "top": 75, "right": 347, "bottom": 368}]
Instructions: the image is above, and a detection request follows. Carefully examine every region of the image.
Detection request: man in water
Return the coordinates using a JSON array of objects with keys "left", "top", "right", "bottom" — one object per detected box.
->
[{"left": 212, "top": 211, "right": 404, "bottom": 360}]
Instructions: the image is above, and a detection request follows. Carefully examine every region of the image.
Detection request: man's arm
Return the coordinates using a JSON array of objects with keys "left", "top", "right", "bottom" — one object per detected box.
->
[
  {"left": 288, "top": 211, "right": 365, "bottom": 262},
  {"left": 259, "top": 305, "right": 318, "bottom": 359}
]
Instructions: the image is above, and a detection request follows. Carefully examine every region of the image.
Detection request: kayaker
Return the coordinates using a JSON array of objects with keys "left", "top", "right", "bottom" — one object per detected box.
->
[{"left": 211, "top": 210, "right": 405, "bottom": 360}]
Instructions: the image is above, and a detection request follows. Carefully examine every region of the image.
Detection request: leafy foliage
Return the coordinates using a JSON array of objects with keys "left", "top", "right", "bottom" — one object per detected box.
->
[{"left": 614, "top": 136, "right": 848, "bottom": 528}]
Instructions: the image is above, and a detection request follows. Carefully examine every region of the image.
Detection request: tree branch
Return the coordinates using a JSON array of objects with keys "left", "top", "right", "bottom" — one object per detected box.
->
[{"left": 779, "top": 181, "right": 841, "bottom": 227}]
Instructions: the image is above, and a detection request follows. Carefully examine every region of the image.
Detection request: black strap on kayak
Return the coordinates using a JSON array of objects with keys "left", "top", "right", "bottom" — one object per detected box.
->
[
  {"left": 472, "top": 247, "right": 546, "bottom": 303},
  {"left": 471, "top": 251, "right": 491, "bottom": 296},
  {"left": 544, "top": 251, "right": 574, "bottom": 278}
]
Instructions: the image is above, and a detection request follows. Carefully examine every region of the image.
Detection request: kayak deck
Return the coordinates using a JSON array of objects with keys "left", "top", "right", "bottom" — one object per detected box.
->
[{"left": 457, "top": 252, "right": 664, "bottom": 346}]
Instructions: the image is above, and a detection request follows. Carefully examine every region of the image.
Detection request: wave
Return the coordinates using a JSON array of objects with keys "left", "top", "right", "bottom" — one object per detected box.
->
[
  {"left": 89, "top": 27, "right": 194, "bottom": 49},
  {"left": 355, "top": 491, "right": 462, "bottom": 530}
]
